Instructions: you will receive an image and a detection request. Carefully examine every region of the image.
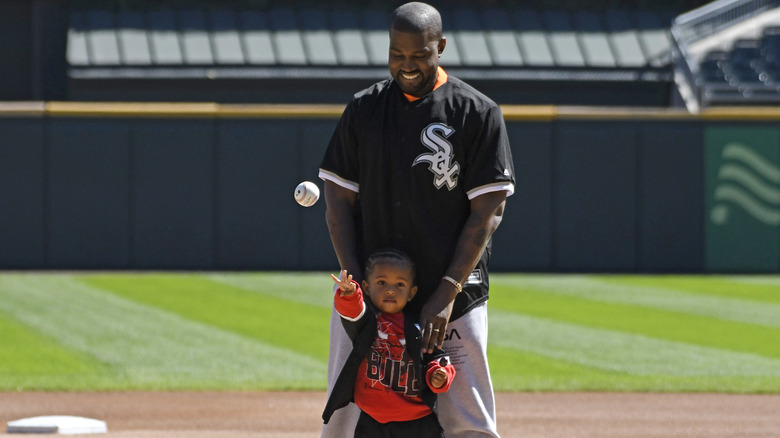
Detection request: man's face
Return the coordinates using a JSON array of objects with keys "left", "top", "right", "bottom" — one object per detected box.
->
[{"left": 388, "top": 28, "right": 444, "bottom": 97}]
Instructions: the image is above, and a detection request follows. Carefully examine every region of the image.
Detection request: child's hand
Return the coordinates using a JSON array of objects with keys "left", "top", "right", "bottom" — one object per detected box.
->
[
  {"left": 331, "top": 270, "right": 356, "bottom": 296},
  {"left": 430, "top": 367, "right": 447, "bottom": 389}
]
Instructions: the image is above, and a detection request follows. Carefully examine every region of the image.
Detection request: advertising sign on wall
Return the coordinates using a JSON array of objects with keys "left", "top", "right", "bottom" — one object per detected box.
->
[{"left": 704, "top": 126, "right": 780, "bottom": 272}]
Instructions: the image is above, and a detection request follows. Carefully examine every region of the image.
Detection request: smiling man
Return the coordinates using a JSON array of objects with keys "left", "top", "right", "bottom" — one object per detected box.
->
[{"left": 319, "top": 2, "right": 514, "bottom": 437}]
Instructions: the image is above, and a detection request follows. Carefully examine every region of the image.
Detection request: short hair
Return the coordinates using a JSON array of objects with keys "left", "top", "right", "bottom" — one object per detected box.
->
[
  {"left": 364, "top": 249, "right": 417, "bottom": 284},
  {"left": 390, "top": 2, "right": 443, "bottom": 42}
]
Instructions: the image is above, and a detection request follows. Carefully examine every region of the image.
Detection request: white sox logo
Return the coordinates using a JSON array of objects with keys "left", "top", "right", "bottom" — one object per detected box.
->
[{"left": 413, "top": 123, "right": 460, "bottom": 190}]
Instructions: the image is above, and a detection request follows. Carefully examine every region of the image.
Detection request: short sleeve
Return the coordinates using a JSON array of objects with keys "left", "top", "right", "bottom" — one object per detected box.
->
[
  {"left": 319, "top": 99, "right": 360, "bottom": 193},
  {"left": 463, "top": 103, "right": 515, "bottom": 200}
]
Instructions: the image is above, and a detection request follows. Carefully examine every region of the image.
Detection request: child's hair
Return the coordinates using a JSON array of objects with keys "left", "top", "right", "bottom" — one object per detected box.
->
[{"left": 364, "top": 249, "right": 416, "bottom": 284}]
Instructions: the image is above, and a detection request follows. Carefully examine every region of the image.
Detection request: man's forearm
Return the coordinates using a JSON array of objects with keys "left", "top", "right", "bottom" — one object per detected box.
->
[
  {"left": 444, "top": 191, "right": 506, "bottom": 285},
  {"left": 324, "top": 181, "right": 363, "bottom": 282}
]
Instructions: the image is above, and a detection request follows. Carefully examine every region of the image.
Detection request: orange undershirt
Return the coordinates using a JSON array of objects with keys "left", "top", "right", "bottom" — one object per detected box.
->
[{"left": 403, "top": 66, "right": 448, "bottom": 102}]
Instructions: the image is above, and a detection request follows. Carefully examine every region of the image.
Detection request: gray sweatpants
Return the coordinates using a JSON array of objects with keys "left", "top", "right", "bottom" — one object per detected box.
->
[{"left": 320, "top": 301, "right": 500, "bottom": 438}]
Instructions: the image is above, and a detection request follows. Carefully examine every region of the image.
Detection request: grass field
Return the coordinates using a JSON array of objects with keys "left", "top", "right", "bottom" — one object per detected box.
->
[{"left": 0, "top": 273, "right": 778, "bottom": 393}]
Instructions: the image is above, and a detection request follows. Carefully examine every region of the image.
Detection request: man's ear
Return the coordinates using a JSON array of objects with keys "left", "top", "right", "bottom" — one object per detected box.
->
[
  {"left": 438, "top": 37, "right": 446, "bottom": 56},
  {"left": 408, "top": 285, "right": 418, "bottom": 301}
]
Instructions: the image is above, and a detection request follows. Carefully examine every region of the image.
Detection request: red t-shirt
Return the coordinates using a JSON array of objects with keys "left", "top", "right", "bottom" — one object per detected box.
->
[{"left": 335, "top": 284, "right": 453, "bottom": 424}]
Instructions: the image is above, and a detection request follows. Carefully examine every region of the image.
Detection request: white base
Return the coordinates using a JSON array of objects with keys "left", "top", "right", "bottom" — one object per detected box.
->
[{"left": 7, "top": 416, "right": 107, "bottom": 435}]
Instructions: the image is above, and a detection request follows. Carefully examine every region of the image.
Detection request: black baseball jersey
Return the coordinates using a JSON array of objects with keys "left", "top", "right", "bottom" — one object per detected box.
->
[{"left": 319, "top": 72, "right": 515, "bottom": 321}]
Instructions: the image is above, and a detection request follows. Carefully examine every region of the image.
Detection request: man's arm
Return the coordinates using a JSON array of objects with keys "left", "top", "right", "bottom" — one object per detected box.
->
[
  {"left": 323, "top": 180, "right": 364, "bottom": 284},
  {"left": 419, "top": 190, "right": 507, "bottom": 353}
]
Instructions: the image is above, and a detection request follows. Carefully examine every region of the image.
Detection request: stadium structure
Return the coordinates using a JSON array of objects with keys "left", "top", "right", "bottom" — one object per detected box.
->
[{"left": 2, "top": 0, "right": 779, "bottom": 110}]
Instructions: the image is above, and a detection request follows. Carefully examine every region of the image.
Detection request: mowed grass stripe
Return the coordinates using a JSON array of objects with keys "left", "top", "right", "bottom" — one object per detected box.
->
[
  {"left": 489, "top": 310, "right": 780, "bottom": 377},
  {"left": 494, "top": 275, "right": 780, "bottom": 328},
  {"left": 209, "top": 272, "right": 334, "bottom": 309},
  {"left": 489, "top": 281, "right": 780, "bottom": 358},
  {"left": 0, "top": 312, "right": 114, "bottom": 390},
  {"left": 598, "top": 275, "right": 780, "bottom": 304},
  {"left": 0, "top": 274, "right": 326, "bottom": 389},
  {"left": 487, "top": 345, "right": 780, "bottom": 392},
  {"left": 81, "top": 273, "right": 331, "bottom": 361}
]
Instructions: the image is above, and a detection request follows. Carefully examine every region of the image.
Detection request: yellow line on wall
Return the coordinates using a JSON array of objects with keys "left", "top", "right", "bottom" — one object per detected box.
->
[{"left": 0, "top": 102, "right": 779, "bottom": 121}]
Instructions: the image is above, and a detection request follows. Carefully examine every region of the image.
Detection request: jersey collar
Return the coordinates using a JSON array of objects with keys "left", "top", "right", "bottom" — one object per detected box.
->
[{"left": 403, "top": 67, "right": 448, "bottom": 102}]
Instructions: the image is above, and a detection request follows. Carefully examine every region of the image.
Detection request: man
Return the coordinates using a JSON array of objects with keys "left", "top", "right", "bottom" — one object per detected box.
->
[{"left": 318, "top": 2, "right": 514, "bottom": 437}]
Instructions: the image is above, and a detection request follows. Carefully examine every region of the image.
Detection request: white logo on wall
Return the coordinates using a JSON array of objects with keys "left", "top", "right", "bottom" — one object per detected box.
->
[
  {"left": 413, "top": 123, "right": 460, "bottom": 190},
  {"left": 710, "top": 143, "right": 780, "bottom": 226}
]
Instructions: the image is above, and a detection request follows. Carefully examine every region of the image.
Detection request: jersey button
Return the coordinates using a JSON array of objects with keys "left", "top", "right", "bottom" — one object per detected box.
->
[{"left": 395, "top": 201, "right": 402, "bottom": 207}]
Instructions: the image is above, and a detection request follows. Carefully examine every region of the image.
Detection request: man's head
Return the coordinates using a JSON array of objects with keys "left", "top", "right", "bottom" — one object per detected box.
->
[{"left": 388, "top": 2, "right": 446, "bottom": 98}]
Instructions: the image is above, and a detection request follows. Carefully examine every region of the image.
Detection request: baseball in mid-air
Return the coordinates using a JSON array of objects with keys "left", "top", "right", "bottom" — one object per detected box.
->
[{"left": 294, "top": 181, "right": 320, "bottom": 207}]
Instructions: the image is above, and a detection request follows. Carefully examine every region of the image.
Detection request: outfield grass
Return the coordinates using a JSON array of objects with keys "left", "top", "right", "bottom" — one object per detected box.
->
[{"left": 0, "top": 273, "right": 778, "bottom": 393}]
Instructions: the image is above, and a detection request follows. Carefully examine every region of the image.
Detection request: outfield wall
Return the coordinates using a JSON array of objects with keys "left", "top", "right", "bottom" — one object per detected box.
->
[{"left": 1, "top": 103, "right": 779, "bottom": 273}]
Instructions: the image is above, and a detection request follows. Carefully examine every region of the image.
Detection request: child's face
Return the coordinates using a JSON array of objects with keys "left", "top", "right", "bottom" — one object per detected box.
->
[{"left": 362, "top": 259, "right": 418, "bottom": 314}]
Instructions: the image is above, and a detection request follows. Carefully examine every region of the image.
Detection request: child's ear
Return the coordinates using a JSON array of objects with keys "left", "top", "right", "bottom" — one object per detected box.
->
[
  {"left": 408, "top": 285, "right": 418, "bottom": 301},
  {"left": 362, "top": 280, "right": 370, "bottom": 292}
]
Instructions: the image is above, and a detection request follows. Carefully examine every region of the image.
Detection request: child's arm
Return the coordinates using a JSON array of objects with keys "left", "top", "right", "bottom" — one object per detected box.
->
[
  {"left": 331, "top": 270, "right": 356, "bottom": 297},
  {"left": 331, "top": 270, "right": 365, "bottom": 322},
  {"left": 426, "top": 356, "right": 456, "bottom": 393}
]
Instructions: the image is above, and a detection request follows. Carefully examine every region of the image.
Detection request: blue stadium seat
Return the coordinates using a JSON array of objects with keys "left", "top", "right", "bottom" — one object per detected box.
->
[
  {"left": 635, "top": 12, "right": 672, "bottom": 67},
  {"left": 211, "top": 10, "right": 246, "bottom": 64},
  {"left": 147, "top": 9, "right": 183, "bottom": 65},
  {"left": 573, "top": 11, "right": 616, "bottom": 67},
  {"left": 513, "top": 9, "right": 554, "bottom": 67},
  {"left": 362, "top": 9, "right": 389, "bottom": 66},
  {"left": 603, "top": 10, "right": 646, "bottom": 67},
  {"left": 542, "top": 11, "right": 585, "bottom": 67},
  {"left": 330, "top": 10, "right": 369, "bottom": 65},
  {"left": 480, "top": 8, "right": 523, "bottom": 66},
  {"left": 451, "top": 8, "right": 492, "bottom": 66},
  {"left": 269, "top": 8, "right": 307, "bottom": 65},
  {"left": 67, "top": 11, "right": 90, "bottom": 66},
  {"left": 299, "top": 8, "right": 338, "bottom": 66},
  {"left": 86, "top": 10, "right": 121, "bottom": 66},
  {"left": 177, "top": 10, "right": 214, "bottom": 65},
  {"left": 238, "top": 11, "right": 276, "bottom": 65},
  {"left": 117, "top": 11, "right": 152, "bottom": 65}
]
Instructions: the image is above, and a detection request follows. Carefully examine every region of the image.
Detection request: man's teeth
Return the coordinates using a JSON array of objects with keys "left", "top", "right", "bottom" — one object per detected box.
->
[{"left": 401, "top": 72, "right": 420, "bottom": 80}]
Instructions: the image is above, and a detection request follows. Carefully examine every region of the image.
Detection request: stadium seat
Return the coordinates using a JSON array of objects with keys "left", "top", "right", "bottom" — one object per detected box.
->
[
  {"left": 362, "top": 9, "right": 389, "bottom": 66},
  {"left": 117, "top": 11, "right": 152, "bottom": 65},
  {"left": 239, "top": 11, "right": 276, "bottom": 65},
  {"left": 330, "top": 10, "right": 370, "bottom": 66},
  {"left": 269, "top": 8, "right": 307, "bottom": 65},
  {"left": 211, "top": 10, "right": 246, "bottom": 65},
  {"left": 603, "top": 10, "right": 647, "bottom": 67},
  {"left": 635, "top": 12, "right": 672, "bottom": 67},
  {"left": 573, "top": 11, "right": 616, "bottom": 67},
  {"left": 177, "top": 10, "right": 214, "bottom": 65},
  {"left": 480, "top": 8, "right": 524, "bottom": 66},
  {"left": 514, "top": 9, "right": 555, "bottom": 67},
  {"left": 86, "top": 10, "right": 121, "bottom": 66},
  {"left": 542, "top": 11, "right": 586, "bottom": 67},
  {"left": 451, "top": 8, "right": 493, "bottom": 67},
  {"left": 147, "top": 9, "right": 183, "bottom": 65},
  {"left": 299, "top": 8, "right": 338, "bottom": 66},
  {"left": 67, "top": 11, "right": 89, "bottom": 66}
]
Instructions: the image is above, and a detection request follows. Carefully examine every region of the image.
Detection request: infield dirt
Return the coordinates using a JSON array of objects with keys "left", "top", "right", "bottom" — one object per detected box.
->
[{"left": 1, "top": 391, "right": 779, "bottom": 437}]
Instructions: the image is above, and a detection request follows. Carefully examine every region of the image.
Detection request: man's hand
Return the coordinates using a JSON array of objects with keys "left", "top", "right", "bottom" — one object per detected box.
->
[
  {"left": 331, "top": 270, "right": 356, "bottom": 297},
  {"left": 420, "top": 281, "right": 458, "bottom": 353}
]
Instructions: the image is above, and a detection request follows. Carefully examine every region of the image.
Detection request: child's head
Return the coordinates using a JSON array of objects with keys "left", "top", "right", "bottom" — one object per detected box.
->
[{"left": 362, "top": 249, "right": 418, "bottom": 314}]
